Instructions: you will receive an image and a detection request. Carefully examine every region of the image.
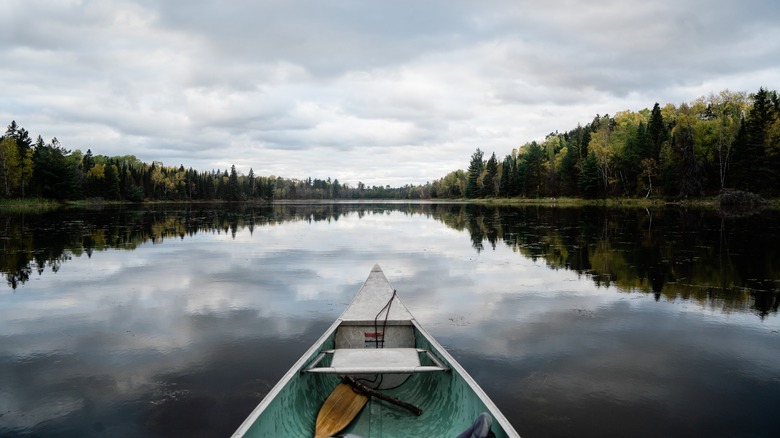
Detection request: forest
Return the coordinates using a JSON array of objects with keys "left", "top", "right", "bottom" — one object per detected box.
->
[
  {"left": 1, "top": 87, "right": 778, "bottom": 203},
  {"left": 439, "top": 87, "right": 780, "bottom": 200},
  {"left": 0, "top": 123, "right": 410, "bottom": 202}
]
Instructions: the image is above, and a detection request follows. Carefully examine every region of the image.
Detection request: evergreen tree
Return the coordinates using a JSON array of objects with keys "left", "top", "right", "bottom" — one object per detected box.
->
[
  {"left": 465, "top": 148, "right": 484, "bottom": 198},
  {"left": 729, "top": 117, "right": 751, "bottom": 190},
  {"left": 4, "top": 121, "right": 18, "bottom": 138},
  {"left": 618, "top": 122, "right": 649, "bottom": 195},
  {"left": 83, "top": 149, "right": 95, "bottom": 172},
  {"left": 515, "top": 155, "right": 527, "bottom": 197},
  {"left": 32, "top": 138, "right": 79, "bottom": 200},
  {"left": 578, "top": 152, "right": 600, "bottom": 198},
  {"left": 648, "top": 103, "right": 668, "bottom": 162},
  {"left": 262, "top": 177, "right": 276, "bottom": 199},
  {"left": 483, "top": 152, "right": 498, "bottom": 197},
  {"left": 228, "top": 166, "right": 240, "bottom": 201},
  {"left": 499, "top": 155, "right": 514, "bottom": 197},
  {"left": 333, "top": 178, "right": 341, "bottom": 198},
  {"left": 673, "top": 105, "right": 707, "bottom": 197},
  {"left": 558, "top": 143, "right": 578, "bottom": 196},
  {"left": 742, "top": 87, "right": 779, "bottom": 192},
  {"left": 15, "top": 128, "right": 33, "bottom": 197},
  {"left": 104, "top": 161, "right": 121, "bottom": 199},
  {"left": 521, "top": 142, "right": 545, "bottom": 197},
  {"left": 746, "top": 88, "right": 774, "bottom": 145},
  {"left": 569, "top": 124, "right": 590, "bottom": 160},
  {"left": 247, "top": 168, "right": 256, "bottom": 198}
]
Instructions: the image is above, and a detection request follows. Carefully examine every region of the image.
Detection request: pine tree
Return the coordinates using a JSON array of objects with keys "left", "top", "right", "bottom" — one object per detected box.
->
[
  {"left": 499, "top": 155, "right": 514, "bottom": 197},
  {"left": 465, "top": 148, "right": 484, "bottom": 198},
  {"left": 743, "top": 87, "right": 779, "bottom": 192},
  {"left": 4, "top": 121, "right": 18, "bottom": 138},
  {"left": 483, "top": 152, "right": 498, "bottom": 197},
  {"left": 618, "top": 122, "right": 649, "bottom": 195},
  {"left": 729, "top": 117, "right": 750, "bottom": 190},
  {"left": 648, "top": 103, "right": 668, "bottom": 162},
  {"left": 104, "top": 161, "right": 121, "bottom": 200},
  {"left": 15, "top": 128, "right": 33, "bottom": 198},
  {"left": 521, "top": 142, "right": 545, "bottom": 197},
  {"left": 228, "top": 165, "right": 240, "bottom": 201},
  {"left": 578, "top": 152, "right": 600, "bottom": 198},
  {"left": 558, "top": 143, "right": 578, "bottom": 196},
  {"left": 247, "top": 168, "right": 255, "bottom": 198},
  {"left": 333, "top": 178, "right": 341, "bottom": 198},
  {"left": 82, "top": 150, "right": 95, "bottom": 191}
]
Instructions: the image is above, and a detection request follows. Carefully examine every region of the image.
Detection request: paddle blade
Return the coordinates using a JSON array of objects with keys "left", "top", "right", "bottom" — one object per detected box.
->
[{"left": 315, "top": 383, "right": 368, "bottom": 438}]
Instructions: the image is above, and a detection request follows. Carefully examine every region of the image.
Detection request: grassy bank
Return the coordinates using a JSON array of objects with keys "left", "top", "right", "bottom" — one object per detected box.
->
[
  {"left": 467, "top": 196, "right": 719, "bottom": 208},
  {"left": 1, "top": 196, "right": 777, "bottom": 210},
  {"left": 0, "top": 198, "right": 62, "bottom": 210}
]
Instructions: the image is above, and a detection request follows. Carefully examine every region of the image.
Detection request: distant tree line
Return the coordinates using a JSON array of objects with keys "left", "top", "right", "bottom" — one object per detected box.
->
[
  {"left": 0, "top": 122, "right": 424, "bottom": 202},
  {"left": 432, "top": 87, "right": 780, "bottom": 199},
  {"left": 2, "top": 87, "right": 777, "bottom": 202}
]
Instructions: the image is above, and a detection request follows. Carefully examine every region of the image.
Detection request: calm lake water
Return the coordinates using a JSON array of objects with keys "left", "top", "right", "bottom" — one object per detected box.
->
[{"left": 1, "top": 202, "right": 779, "bottom": 437}]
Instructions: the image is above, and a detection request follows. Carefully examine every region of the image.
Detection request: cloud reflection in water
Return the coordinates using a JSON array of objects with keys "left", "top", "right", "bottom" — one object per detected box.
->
[{"left": 0, "top": 204, "right": 779, "bottom": 437}]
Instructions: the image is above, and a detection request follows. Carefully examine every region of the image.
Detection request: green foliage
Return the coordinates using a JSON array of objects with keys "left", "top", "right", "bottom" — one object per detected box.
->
[
  {"left": 499, "top": 155, "right": 515, "bottom": 197},
  {"left": 1, "top": 120, "right": 426, "bottom": 202},
  {"left": 431, "top": 169, "right": 465, "bottom": 198},
  {"left": 0, "top": 137, "right": 21, "bottom": 197},
  {"left": 228, "top": 165, "right": 241, "bottom": 201},
  {"left": 32, "top": 139, "right": 79, "bottom": 200},
  {"left": 2, "top": 87, "right": 779, "bottom": 204},
  {"left": 648, "top": 103, "right": 668, "bottom": 161},
  {"left": 450, "top": 87, "right": 779, "bottom": 200},
  {"left": 465, "top": 148, "right": 484, "bottom": 198},
  {"left": 673, "top": 104, "right": 707, "bottom": 197},
  {"left": 1, "top": 122, "right": 35, "bottom": 198},
  {"left": 519, "top": 141, "right": 545, "bottom": 197},
  {"left": 578, "top": 152, "right": 600, "bottom": 198},
  {"left": 558, "top": 142, "right": 578, "bottom": 195},
  {"left": 483, "top": 152, "right": 499, "bottom": 197}
]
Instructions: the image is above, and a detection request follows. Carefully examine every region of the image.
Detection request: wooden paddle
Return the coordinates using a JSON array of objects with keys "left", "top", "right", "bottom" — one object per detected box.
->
[{"left": 314, "top": 382, "right": 369, "bottom": 438}]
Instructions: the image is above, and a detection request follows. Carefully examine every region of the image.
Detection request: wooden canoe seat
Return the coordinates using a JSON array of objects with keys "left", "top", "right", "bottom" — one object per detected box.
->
[{"left": 304, "top": 348, "right": 449, "bottom": 374}]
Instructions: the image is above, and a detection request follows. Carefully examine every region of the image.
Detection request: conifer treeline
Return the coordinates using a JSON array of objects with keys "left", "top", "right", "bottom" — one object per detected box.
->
[
  {"left": 0, "top": 123, "right": 418, "bottom": 201},
  {"left": 1, "top": 87, "right": 778, "bottom": 202},
  {"left": 435, "top": 87, "right": 780, "bottom": 199}
]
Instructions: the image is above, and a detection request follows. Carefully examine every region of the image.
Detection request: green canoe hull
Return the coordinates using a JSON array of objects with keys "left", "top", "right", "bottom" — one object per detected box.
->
[{"left": 233, "top": 265, "right": 520, "bottom": 437}]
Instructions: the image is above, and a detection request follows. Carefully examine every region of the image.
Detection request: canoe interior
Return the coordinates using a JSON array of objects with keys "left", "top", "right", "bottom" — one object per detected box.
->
[{"left": 239, "top": 324, "right": 513, "bottom": 438}]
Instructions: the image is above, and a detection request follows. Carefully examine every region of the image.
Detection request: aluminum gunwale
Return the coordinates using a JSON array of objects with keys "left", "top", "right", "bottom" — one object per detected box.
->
[{"left": 232, "top": 265, "right": 521, "bottom": 437}]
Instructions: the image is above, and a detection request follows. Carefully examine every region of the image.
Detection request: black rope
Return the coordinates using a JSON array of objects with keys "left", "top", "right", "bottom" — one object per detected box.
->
[
  {"left": 357, "top": 289, "right": 397, "bottom": 389},
  {"left": 374, "top": 289, "right": 396, "bottom": 349}
]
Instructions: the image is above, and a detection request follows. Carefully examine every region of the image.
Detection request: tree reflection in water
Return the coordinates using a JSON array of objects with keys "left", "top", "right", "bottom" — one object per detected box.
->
[{"left": 1, "top": 203, "right": 778, "bottom": 318}]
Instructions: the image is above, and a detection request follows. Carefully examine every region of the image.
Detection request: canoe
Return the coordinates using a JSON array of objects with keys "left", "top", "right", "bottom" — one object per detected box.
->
[{"left": 233, "top": 264, "right": 520, "bottom": 437}]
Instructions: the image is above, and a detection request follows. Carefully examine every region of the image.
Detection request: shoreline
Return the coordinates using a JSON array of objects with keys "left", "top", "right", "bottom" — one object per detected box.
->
[{"left": 1, "top": 196, "right": 777, "bottom": 210}]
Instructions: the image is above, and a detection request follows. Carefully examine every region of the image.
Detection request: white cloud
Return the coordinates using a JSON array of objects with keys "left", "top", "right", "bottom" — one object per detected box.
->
[{"left": 2, "top": 0, "right": 779, "bottom": 186}]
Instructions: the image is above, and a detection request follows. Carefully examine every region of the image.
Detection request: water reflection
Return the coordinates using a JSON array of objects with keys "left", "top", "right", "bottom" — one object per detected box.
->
[
  {"left": 457, "top": 205, "right": 780, "bottom": 318},
  {"left": 1, "top": 203, "right": 779, "bottom": 437},
  {"left": 2, "top": 203, "right": 778, "bottom": 318},
  {"left": 1, "top": 308, "right": 333, "bottom": 436}
]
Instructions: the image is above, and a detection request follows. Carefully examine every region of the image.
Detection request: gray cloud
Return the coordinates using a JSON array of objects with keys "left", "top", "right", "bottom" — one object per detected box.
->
[{"left": 1, "top": 0, "right": 778, "bottom": 185}]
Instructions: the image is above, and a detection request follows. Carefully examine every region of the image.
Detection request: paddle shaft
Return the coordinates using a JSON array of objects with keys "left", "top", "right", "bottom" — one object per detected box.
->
[{"left": 344, "top": 376, "right": 423, "bottom": 416}]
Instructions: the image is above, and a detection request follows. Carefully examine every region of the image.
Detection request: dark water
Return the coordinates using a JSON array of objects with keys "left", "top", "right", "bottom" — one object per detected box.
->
[{"left": 1, "top": 203, "right": 778, "bottom": 437}]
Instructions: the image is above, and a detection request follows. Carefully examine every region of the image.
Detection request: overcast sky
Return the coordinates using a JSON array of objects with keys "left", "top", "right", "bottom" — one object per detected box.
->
[{"left": 2, "top": 0, "right": 779, "bottom": 186}]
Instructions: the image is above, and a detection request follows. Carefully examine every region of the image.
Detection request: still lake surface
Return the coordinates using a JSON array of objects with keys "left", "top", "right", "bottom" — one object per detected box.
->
[{"left": 1, "top": 202, "right": 779, "bottom": 437}]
